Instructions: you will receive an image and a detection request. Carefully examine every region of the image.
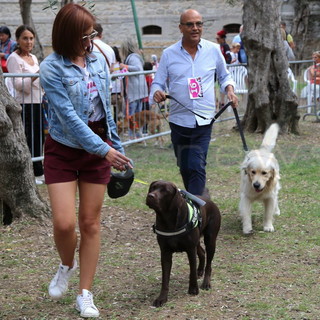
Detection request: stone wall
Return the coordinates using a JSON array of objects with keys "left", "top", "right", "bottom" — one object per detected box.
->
[
  {"left": 1, "top": 0, "right": 318, "bottom": 61},
  {"left": 0, "top": 0, "right": 243, "bottom": 59}
]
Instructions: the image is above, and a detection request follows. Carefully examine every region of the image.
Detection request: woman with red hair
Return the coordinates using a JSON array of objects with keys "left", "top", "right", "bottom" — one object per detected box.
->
[{"left": 40, "top": 3, "right": 131, "bottom": 317}]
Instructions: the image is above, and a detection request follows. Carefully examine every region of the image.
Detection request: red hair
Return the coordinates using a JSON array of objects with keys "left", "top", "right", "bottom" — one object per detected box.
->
[{"left": 52, "top": 3, "right": 96, "bottom": 59}]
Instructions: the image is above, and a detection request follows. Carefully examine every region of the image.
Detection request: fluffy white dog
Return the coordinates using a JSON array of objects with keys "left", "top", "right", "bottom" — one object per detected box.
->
[{"left": 239, "top": 123, "right": 281, "bottom": 234}]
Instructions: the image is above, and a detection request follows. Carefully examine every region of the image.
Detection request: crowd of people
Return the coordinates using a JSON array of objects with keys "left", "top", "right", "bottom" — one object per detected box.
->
[{"left": 1, "top": 5, "right": 318, "bottom": 318}]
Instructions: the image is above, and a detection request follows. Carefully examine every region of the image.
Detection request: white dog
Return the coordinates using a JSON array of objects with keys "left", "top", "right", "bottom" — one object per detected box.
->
[{"left": 239, "top": 123, "right": 281, "bottom": 234}]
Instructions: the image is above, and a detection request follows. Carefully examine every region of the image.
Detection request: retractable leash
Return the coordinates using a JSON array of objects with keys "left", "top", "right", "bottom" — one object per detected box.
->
[
  {"left": 232, "top": 107, "right": 249, "bottom": 152},
  {"left": 179, "top": 189, "right": 206, "bottom": 207},
  {"left": 161, "top": 94, "right": 249, "bottom": 151},
  {"left": 165, "top": 94, "right": 232, "bottom": 125}
]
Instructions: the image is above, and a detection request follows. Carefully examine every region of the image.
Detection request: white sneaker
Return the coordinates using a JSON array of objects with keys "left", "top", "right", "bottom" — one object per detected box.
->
[
  {"left": 36, "top": 174, "right": 45, "bottom": 181},
  {"left": 76, "top": 289, "right": 100, "bottom": 318},
  {"left": 48, "top": 260, "right": 78, "bottom": 299},
  {"left": 35, "top": 179, "right": 44, "bottom": 185}
]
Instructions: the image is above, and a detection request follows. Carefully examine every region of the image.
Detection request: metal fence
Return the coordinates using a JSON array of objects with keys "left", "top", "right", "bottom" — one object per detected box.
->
[{"left": 3, "top": 60, "right": 319, "bottom": 162}]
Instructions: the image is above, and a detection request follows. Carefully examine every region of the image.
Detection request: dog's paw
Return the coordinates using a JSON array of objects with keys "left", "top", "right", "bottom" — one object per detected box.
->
[
  {"left": 188, "top": 286, "right": 199, "bottom": 295},
  {"left": 153, "top": 296, "right": 168, "bottom": 308},
  {"left": 200, "top": 281, "right": 211, "bottom": 290},
  {"left": 263, "top": 225, "right": 275, "bottom": 232},
  {"left": 274, "top": 208, "right": 280, "bottom": 216},
  {"left": 197, "top": 269, "right": 204, "bottom": 278},
  {"left": 243, "top": 227, "right": 254, "bottom": 235}
]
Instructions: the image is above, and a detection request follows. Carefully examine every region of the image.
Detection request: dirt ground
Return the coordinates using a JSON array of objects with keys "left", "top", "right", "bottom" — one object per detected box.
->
[{"left": 1, "top": 117, "right": 320, "bottom": 320}]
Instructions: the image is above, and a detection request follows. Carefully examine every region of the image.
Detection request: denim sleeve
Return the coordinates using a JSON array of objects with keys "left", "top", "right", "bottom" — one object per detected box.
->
[
  {"left": 40, "top": 58, "right": 111, "bottom": 158},
  {"left": 105, "top": 97, "right": 125, "bottom": 155}
]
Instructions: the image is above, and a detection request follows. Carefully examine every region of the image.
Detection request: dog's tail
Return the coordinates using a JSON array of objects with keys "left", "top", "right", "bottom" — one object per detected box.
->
[{"left": 260, "top": 123, "right": 280, "bottom": 152}]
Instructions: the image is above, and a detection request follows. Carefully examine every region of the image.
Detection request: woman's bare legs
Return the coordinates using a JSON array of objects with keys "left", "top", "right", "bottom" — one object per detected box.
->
[
  {"left": 78, "top": 181, "right": 106, "bottom": 293},
  {"left": 48, "top": 181, "right": 78, "bottom": 268}
]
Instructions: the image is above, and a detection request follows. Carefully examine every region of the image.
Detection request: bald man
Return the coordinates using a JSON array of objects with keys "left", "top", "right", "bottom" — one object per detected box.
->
[{"left": 150, "top": 9, "right": 238, "bottom": 196}]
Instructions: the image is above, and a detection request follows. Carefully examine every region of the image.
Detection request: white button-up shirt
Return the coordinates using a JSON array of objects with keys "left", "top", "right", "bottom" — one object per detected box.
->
[{"left": 150, "top": 38, "right": 235, "bottom": 127}]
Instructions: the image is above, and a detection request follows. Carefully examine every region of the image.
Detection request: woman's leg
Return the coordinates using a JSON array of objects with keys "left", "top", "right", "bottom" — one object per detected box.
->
[
  {"left": 77, "top": 181, "right": 106, "bottom": 293},
  {"left": 48, "top": 181, "right": 78, "bottom": 267}
]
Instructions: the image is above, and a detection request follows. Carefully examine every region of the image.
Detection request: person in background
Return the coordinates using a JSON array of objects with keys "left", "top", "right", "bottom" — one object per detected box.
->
[
  {"left": 39, "top": 3, "right": 132, "bottom": 318},
  {"left": 150, "top": 9, "right": 238, "bottom": 196},
  {"left": 232, "top": 25, "right": 247, "bottom": 64},
  {"left": 120, "top": 38, "right": 148, "bottom": 139},
  {"left": 307, "top": 51, "right": 320, "bottom": 101},
  {"left": 215, "top": 29, "right": 232, "bottom": 109},
  {"left": 151, "top": 54, "right": 159, "bottom": 72},
  {"left": 281, "top": 28, "right": 295, "bottom": 61},
  {"left": 309, "top": 51, "right": 320, "bottom": 84},
  {"left": 0, "top": 25, "right": 16, "bottom": 73},
  {"left": 280, "top": 21, "right": 295, "bottom": 49},
  {"left": 92, "top": 22, "right": 115, "bottom": 74},
  {"left": 215, "top": 29, "right": 232, "bottom": 64},
  {"left": 142, "top": 61, "right": 153, "bottom": 112},
  {"left": 230, "top": 42, "right": 241, "bottom": 64},
  {"left": 7, "top": 25, "right": 44, "bottom": 185},
  {"left": 110, "top": 46, "right": 124, "bottom": 121}
]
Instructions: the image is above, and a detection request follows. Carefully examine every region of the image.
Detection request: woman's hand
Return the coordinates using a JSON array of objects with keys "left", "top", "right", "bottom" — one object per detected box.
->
[{"left": 105, "top": 148, "right": 133, "bottom": 171}]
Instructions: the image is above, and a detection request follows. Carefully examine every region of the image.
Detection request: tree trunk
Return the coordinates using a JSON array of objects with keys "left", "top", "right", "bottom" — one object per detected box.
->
[
  {"left": 241, "top": 0, "right": 299, "bottom": 134},
  {"left": 0, "top": 73, "right": 50, "bottom": 223},
  {"left": 286, "top": 0, "right": 320, "bottom": 61},
  {"left": 19, "top": 0, "right": 44, "bottom": 62}
]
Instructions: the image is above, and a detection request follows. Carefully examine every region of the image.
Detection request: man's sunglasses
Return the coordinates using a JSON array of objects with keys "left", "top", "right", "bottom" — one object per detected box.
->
[
  {"left": 82, "top": 30, "right": 98, "bottom": 41},
  {"left": 180, "top": 21, "right": 204, "bottom": 28}
]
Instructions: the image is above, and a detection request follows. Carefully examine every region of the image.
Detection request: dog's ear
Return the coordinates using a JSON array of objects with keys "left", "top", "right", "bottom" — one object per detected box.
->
[
  {"left": 167, "top": 183, "right": 183, "bottom": 212},
  {"left": 269, "top": 167, "right": 280, "bottom": 183},
  {"left": 166, "top": 185, "right": 188, "bottom": 229}
]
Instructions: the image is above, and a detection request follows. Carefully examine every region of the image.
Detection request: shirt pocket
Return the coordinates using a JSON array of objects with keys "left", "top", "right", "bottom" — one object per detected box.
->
[
  {"left": 96, "top": 71, "right": 108, "bottom": 97},
  {"left": 62, "top": 76, "right": 83, "bottom": 106}
]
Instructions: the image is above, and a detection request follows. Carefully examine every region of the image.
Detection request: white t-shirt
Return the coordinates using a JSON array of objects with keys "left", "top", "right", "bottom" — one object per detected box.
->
[
  {"left": 79, "top": 65, "right": 105, "bottom": 122},
  {"left": 92, "top": 38, "right": 116, "bottom": 69},
  {"left": 92, "top": 38, "right": 116, "bottom": 90}
]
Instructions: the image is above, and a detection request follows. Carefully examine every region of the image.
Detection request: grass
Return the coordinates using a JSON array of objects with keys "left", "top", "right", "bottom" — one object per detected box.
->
[{"left": 0, "top": 117, "right": 320, "bottom": 319}]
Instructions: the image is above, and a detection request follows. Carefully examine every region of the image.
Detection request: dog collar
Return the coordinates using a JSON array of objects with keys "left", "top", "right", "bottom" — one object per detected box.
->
[{"left": 153, "top": 200, "right": 201, "bottom": 237}]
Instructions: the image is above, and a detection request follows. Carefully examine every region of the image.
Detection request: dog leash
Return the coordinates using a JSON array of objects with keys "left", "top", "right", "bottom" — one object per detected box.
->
[
  {"left": 232, "top": 107, "right": 249, "bottom": 152},
  {"left": 164, "top": 95, "right": 249, "bottom": 150},
  {"left": 165, "top": 94, "right": 232, "bottom": 125},
  {"left": 134, "top": 177, "right": 206, "bottom": 207}
]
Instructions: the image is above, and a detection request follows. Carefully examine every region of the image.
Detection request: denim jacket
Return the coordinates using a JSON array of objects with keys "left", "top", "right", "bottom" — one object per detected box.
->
[{"left": 40, "top": 52, "right": 124, "bottom": 157}]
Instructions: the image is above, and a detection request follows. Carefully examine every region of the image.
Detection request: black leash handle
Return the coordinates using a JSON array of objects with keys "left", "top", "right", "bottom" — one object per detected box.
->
[
  {"left": 212, "top": 101, "right": 232, "bottom": 124},
  {"left": 165, "top": 94, "right": 232, "bottom": 124},
  {"left": 233, "top": 107, "right": 249, "bottom": 152}
]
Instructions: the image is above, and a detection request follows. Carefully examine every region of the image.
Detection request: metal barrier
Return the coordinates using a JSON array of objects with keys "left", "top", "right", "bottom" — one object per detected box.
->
[
  {"left": 3, "top": 59, "right": 318, "bottom": 161},
  {"left": 4, "top": 73, "right": 45, "bottom": 163}
]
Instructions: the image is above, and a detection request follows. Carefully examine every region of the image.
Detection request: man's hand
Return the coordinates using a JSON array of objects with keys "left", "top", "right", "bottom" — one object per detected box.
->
[
  {"left": 225, "top": 85, "right": 239, "bottom": 108},
  {"left": 153, "top": 90, "right": 167, "bottom": 103}
]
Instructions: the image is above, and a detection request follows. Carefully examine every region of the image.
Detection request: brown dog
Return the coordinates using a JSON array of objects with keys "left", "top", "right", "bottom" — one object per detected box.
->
[
  {"left": 146, "top": 180, "right": 221, "bottom": 307},
  {"left": 117, "top": 110, "right": 166, "bottom": 146}
]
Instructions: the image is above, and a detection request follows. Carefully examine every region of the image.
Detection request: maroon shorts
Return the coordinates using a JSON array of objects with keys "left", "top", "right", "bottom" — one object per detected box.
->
[{"left": 44, "top": 119, "right": 112, "bottom": 185}]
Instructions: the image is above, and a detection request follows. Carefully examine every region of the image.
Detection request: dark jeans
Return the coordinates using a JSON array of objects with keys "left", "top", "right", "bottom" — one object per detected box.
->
[
  {"left": 170, "top": 122, "right": 212, "bottom": 196},
  {"left": 22, "top": 103, "right": 44, "bottom": 177}
]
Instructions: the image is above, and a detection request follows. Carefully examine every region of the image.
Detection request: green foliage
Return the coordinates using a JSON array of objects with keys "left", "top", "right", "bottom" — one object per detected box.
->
[{"left": 43, "top": 0, "right": 96, "bottom": 14}]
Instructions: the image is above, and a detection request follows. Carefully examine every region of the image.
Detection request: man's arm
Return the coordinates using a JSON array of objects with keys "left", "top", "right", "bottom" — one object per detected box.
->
[{"left": 149, "top": 51, "right": 168, "bottom": 104}]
